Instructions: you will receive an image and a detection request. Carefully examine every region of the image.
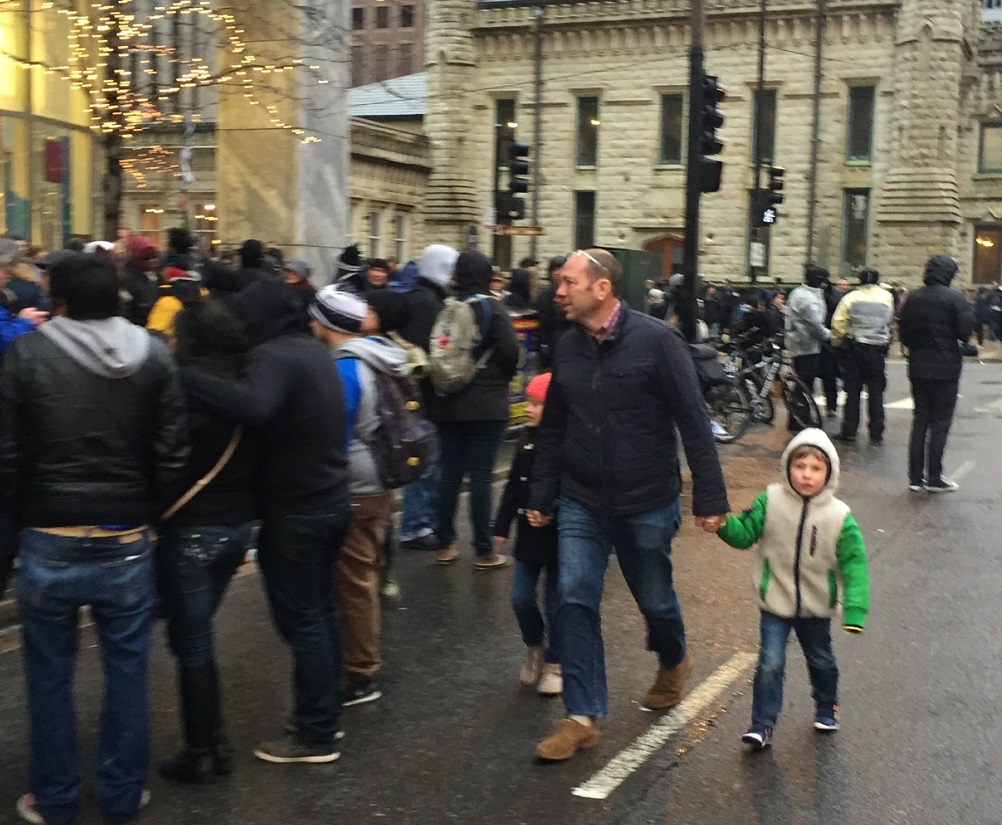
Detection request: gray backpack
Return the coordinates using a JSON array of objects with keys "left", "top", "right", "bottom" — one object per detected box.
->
[{"left": 427, "top": 295, "right": 493, "bottom": 395}]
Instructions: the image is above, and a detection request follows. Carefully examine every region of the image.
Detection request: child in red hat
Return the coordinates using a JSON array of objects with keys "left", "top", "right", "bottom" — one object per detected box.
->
[{"left": 494, "top": 371, "right": 561, "bottom": 695}]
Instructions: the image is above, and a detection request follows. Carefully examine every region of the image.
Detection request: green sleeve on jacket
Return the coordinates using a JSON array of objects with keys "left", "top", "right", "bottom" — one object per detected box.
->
[
  {"left": 836, "top": 513, "right": 870, "bottom": 628},
  {"left": 716, "top": 491, "right": 768, "bottom": 549}
]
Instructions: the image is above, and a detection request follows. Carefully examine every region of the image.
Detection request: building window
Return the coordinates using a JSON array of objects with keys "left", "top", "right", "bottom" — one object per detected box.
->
[
  {"left": 368, "top": 211, "right": 381, "bottom": 257},
  {"left": 751, "top": 89, "right": 776, "bottom": 164},
  {"left": 398, "top": 43, "right": 412, "bottom": 76},
  {"left": 659, "top": 94, "right": 684, "bottom": 165},
  {"left": 394, "top": 215, "right": 407, "bottom": 261},
  {"left": 979, "top": 123, "right": 1002, "bottom": 173},
  {"left": 351, "top": 46, "right": 366, "bottom": 86},
  {"left": 846, "top": 86, "right": 875, "bottom": 161},
  {"left": 193, "top": 202, "right": 218, "bottom": 248},
  {"left": 841, "top": 189, "right": 870, "bottom": 275},
  {"left": 401, "top": 4, "right": 415, "bottom": 27},
  {"left": 374, "top": 49, "right": 388, "bottom": 82},
  {"left": 376, "top": 6, "right": 389, "bottom": 29},
  {"left": 974, "top": 227, "right": 1001, "bottom": 284},
  {"left": 574, "top": 191, "right": 596, "bottom": 249},
  {"left": 985, "top": 0, "right": 1002, "bottom": 24},
  {"left": 352, "top": 7, "right": 364, "bottom": 30},
  {"left": 576, "top": 96, "right": 599, "bottom": 167}
]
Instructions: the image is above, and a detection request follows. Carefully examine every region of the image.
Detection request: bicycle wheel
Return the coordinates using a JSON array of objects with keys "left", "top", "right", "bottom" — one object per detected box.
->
[
  {"left": 751, "top": 388, "right": 775, "bottom": 424},
  {"left": 705, "top": 379, "right": 752, "bottom": 444},
  {"left": 782, "top": 375, "right": 822, "bottom": 431}
]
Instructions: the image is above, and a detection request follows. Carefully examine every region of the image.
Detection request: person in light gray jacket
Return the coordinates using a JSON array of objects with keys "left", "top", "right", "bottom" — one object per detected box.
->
[{"left": 784, "top": 266, "right": 831, "bottom": 430}]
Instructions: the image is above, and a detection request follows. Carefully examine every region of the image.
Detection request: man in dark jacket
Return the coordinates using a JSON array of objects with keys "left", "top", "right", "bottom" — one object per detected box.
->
[
  {"left": 180, "top": 278, "right": 352, "bottom": 764},
  {"left": 0, "top": 253, "right": 188, "bottom": 825},
  {"left": 526, "top": 248, "right": 730, "bottom": 762},
  {"left": 898, "top": 255, "right": 976, "bottom": 492},
  {"left": 428, "top": 250, "right": 519, "bottom": 568}
]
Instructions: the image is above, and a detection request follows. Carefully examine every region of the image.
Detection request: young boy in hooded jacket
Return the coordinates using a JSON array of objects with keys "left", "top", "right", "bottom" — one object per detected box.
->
[{"left": 701, "top": 428, "right": 869, "bottom": 749}]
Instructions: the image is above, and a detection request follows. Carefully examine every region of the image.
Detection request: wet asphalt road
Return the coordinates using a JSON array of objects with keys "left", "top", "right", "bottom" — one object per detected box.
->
[{"left": 1, "top": 361, "right": 1001, "bottom": 825}]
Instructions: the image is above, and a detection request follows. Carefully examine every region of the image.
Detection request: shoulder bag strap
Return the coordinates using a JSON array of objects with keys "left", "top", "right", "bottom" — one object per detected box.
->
[{"left": 161, "top": 425, "right": 242, "bottom": 522}]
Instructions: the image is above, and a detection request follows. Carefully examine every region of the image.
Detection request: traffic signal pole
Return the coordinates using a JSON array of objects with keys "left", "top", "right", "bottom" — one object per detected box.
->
[
  {"left": 680, "top": 0, "right": 705, "bottom": 343},
  {"left": 752, "top": 0, "right": 766, "bottom": 284}
]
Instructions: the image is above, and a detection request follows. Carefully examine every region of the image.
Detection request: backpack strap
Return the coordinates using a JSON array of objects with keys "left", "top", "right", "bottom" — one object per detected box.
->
[{"left": 467, "top": 295, "right": 495, "bottom": 365}]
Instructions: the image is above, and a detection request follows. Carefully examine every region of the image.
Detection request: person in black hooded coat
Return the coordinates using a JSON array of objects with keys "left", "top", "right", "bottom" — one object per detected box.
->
[
  {"left": 427, "top": 250, "right": 519, "bottom": 569},
  {"left": 898, "top": 254, "right": 976, "bottom": 492},
  {"left": 179, "top": 278, "right": 352, "bottom": 763}
]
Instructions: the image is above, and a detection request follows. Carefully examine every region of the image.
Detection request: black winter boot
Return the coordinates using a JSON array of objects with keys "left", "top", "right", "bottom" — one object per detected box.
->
[{"left": 161, "top": 662, "right": 226, "bottom": 784}]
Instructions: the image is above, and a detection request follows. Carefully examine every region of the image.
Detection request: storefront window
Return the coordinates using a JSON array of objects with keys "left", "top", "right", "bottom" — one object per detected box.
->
[{"left": 973, "top": 227, "right": 1001, "bottom": 285}]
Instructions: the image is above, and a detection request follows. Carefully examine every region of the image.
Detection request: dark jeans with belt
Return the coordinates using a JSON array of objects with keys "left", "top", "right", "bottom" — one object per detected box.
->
[
  {"left": 156, "top": 522, "right": 253, "bottom": 666},
  {"left": 256, "top": 505, "right": 351, "bottom": 749},
  {"left": 790, "top": 353, "right": 822, "bottom": 432},
  {"left": 840, "top": 342, "right": 887, "bottom": 440},
  {"left": 908, "top": 377, "right": 959, "bottom": 486}
]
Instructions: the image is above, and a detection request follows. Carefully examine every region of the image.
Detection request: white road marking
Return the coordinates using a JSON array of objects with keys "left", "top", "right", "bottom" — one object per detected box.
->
[
  {"left": 884, "top": 397, "right": 914, "bottom": 410},
  {"left": 571, "top": 651, "right": 757, "bottom": 800},
  {"left": 815, "top": 391, "right": 914, "bottom": 410},
  {"left": 950, "top": 460, "right": 976, "bottom": 483},
  {"left": 974, "top": 398, "right": 1002, "bottom": 414}
]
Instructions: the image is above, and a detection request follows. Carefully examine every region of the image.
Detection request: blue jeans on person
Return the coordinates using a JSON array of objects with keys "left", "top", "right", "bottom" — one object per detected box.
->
[
  {"left": 556, "top": 496, "right": 684, "bottom": 719},
  {"left": 156, "top": 523, "right": 253, "bottom": 667},
  {"left": 17, "top": 528, "right": 156, "bottom": 825},
  {"left": 400, "top": 462, "right": 438, "bottom": 542},
  {"left": 511, "top": 560, "right": 559, "bottom": 664},
  {"left": 752, "top": 610, "right": 839, "bottom": 729},
  {"left": 256, "top": 506, "right": 350, "bottom": 749},
  {"left": 436, "top": 420, "right": 507, "bottom": 556}
]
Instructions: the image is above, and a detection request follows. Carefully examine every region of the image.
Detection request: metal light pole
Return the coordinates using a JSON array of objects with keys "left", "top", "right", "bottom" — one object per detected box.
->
[
  {"left": 530, "top": 2, "right": 544, "bottom": 259},
  {"left": 805, "top": 0, "right": 826, "bottom": 265},
  {"left": 680, "top": 0, "right": 705, "bottom": 343},
  {"left": 751, "top": 0, "right": 766, "bottom": 284}
]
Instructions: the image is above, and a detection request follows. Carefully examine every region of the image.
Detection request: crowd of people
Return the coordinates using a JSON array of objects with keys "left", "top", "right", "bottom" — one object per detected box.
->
[{"left": 0, "top": 225, "right": 982, "bottom": 824}]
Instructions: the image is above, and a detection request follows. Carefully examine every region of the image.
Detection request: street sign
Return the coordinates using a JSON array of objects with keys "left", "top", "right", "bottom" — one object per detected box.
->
[
  {"left": 749, "top": 241, "right": 765, "bottom": 268},
  {"left": 482, "top": 206, "right": 497, "bottom": 229},
  {"left": 495, "top": 225, "right": 544, "bottom": 236}
]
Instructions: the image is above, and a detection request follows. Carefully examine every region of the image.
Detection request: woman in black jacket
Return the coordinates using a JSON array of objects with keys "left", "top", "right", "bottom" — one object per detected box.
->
[
  {"left": 157, "top": 299, "right": 258, "bottom": 784},
  {"left": 428, "top": 251, "right": 519, "bottom": 569}
]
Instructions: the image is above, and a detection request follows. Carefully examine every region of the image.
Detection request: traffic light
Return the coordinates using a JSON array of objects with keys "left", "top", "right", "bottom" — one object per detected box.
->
[
  {"left": 760, "top": 165, "right": 784, "bottom": 225},
  {"left": 700, "top": 74, "right": 726, "bottom": 156},
  {"left": 699, "top": 74, "right": 725, "bottom": 193},
  {"left": 506, "top": 140, "right": 531, "bottom": 221}
]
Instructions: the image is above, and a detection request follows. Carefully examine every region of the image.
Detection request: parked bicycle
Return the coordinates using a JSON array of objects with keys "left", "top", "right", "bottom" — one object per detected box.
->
[{"left": 720, "top": 332, "right": 822, "bottom": 435}]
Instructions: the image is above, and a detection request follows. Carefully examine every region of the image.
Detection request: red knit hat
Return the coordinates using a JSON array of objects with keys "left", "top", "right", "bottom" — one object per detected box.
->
[{"left": 526, "top": 372, "right": 552, "bottom": 402}]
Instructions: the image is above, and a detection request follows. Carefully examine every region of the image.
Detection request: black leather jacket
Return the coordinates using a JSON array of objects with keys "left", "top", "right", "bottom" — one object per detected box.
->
[{"left": 0, "top": 332, "right": 189, "bottom": 527}]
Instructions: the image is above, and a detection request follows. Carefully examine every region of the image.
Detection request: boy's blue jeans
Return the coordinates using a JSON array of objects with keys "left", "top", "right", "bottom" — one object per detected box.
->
[
  {"left": 752, "top": 610, "right": 839, "bottom": 729},
  {"left": 511, "top": 560, "right": 559, "bottom": 664},
  {"left": 17, "top": 528, "right": 156, "bottom": 825},
  {"left": 556, "top": 496, "right": 684, "bottom": 719}
]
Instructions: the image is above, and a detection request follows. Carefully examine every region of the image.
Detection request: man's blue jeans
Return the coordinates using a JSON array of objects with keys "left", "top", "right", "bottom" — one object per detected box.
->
[
  {"left": 556, "top": 497, "right": 684, "bottom": 718},
  {"left": 511, "top": 560, "right": 559, "bottom": 664},
  {"left": 752, "top": 610, "right": 838, "bottom": 729},
  {"left": 17, "top": 528, "right": 156, "bottom": 825},
  {"left": 155, "top": 522, "right": 253, "bottom": 667},
  {"left": 256, "top": 506, "right": 351, "bottom": 749},
  {"left": 400, "top": 432, "right": 438, "bottom": 542},
  {"left": 436, "top": 420, "right": 507, "bottom": 556}
]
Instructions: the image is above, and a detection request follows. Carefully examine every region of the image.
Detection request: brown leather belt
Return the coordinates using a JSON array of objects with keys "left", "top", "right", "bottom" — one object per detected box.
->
[{"left": 33, "top": 526, "right": 148, "bottom": 541}]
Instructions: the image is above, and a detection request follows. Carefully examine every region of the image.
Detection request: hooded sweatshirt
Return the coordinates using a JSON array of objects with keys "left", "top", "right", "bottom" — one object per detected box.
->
[
  {"left": 40, "top": 316, "right": 151, "bottom": 378},
  {"left": 898, "top": 255, "right": 976, "bottom": 381},
  {"left": 332, "top": 336, "right": 410, "bottom": 497},
  {"left": 180, "top": 278, "right": 348, "bottom": 517},
  {"left": 716, "top": 429, "right": 869, "bottom": 628}
]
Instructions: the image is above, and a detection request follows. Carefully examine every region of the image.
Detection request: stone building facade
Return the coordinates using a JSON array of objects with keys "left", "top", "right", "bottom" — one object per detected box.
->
[{"left": 421, "top": 0, "right": 1002, "bottom": 287}]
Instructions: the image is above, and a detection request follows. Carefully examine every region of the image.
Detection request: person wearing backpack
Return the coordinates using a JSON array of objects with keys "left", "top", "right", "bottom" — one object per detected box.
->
[
  {"left": 308, "top": 286, "right": 413, "bottom": 706},
  {"left": 427, "top": 250, "right": 519, "bottom": 569}
]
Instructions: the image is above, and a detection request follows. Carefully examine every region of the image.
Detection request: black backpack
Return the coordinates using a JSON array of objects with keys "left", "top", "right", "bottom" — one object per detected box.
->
[{"left": 338, "top": 352, "right": 436, "bottom": 489}]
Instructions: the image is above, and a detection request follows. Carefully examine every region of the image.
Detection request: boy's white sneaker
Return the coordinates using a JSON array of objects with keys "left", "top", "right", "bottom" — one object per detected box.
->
[
  {"left": 537, "top": 663, "right": 563, "bottom": 696},
  {"left": 519, "top": 646, "right": 543, "bottom": 686}
]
